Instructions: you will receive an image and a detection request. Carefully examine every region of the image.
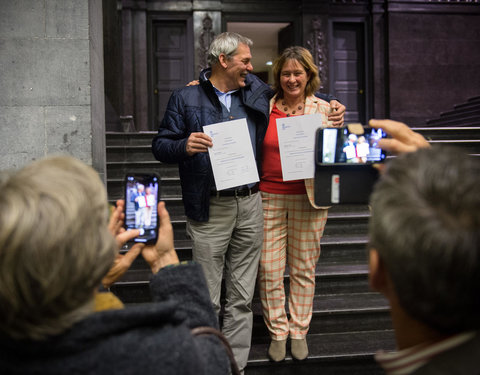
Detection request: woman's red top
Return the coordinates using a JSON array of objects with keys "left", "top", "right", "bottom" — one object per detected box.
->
[{"left": 259, "top": 104, "right": 307, "bottom": 194}]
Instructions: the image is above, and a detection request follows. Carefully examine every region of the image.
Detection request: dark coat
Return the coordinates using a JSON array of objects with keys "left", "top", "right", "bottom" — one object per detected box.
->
[
  {"left": 412, "top": 332, "right": 480, "bottom": 375},
  {"left": 0, "top": 263, "right": 230, "bottom": 375},
  {"left": 152, "top": 68, "right": 272, "bottom": 222}
]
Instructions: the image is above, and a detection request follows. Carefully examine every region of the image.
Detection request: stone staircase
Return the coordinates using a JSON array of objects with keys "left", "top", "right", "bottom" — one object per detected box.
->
[
  {"left": 426, "top": 96, "right": 480, "bottom": 127},
  {"left": 105, "top": 99, "right": 480, "bottom": 373}
]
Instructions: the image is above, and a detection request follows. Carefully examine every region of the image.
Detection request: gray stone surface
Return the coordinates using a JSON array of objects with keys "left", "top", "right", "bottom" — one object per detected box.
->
[
  {"left": 0, "top": 106, "right": 46, "bottom": 169},
  {"left": 0, "top": 0, "right": 45, "bottom": 38},
  {"left": 89, "top": 0, "right": 106, "bottom": 183},
  {"left": 0, "top": 0, "right": 105, "bottom": 175},
  {"left": 46, "top": 0, "right": 89, "bottom": 39},
  {"left": 0, "top": 39, "right": 90, "bottom": 107},
  {"left": 45, "top": 106, "right": 92, "bottom": 164}
]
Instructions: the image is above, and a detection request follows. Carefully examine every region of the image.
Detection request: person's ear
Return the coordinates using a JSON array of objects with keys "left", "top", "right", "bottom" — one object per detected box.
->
[
  {"left": 368, "top": 248, "right": 388, "bottom": 294},
  {"left": 219, "top": 53, "right": 229, "bottom": 69}
]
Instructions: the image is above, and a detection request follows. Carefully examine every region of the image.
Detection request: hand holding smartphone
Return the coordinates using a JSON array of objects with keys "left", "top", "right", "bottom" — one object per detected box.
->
[
  {"left": 314, "top": 125, "right": 388, "bottom": 205},
  {"left": 124, "top": 173, "right": 160, "bottom": 243}
]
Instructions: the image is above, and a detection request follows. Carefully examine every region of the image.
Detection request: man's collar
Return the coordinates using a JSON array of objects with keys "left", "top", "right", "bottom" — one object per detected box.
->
[{"left": 213, "top": 86, "right": 239, "bottom": 96}]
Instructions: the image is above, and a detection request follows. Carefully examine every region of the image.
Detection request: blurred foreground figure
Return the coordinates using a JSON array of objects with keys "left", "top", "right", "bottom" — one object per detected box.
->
[
  {"left": 368, "top": 140, "right": 480, "bottom": 374},
  {"left": 0, "top": 155, "right": 229, "bottom": 375}
]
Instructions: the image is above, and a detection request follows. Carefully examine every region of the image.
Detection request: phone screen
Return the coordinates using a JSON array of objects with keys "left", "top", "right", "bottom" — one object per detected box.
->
[
  {"left": 124, "top": 173, "right": 160, "bottom": 243},
  {"left": 319, "top": 126, "right": 387, "bottom": 164}
]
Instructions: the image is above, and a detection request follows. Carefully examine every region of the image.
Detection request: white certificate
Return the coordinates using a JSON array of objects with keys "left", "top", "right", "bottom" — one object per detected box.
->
[
  {"left": 203, "top": 118, "right": 259, "bottom": 191},
  {"left": 276, "top": 113, "right": 326, "bottom": 181}
]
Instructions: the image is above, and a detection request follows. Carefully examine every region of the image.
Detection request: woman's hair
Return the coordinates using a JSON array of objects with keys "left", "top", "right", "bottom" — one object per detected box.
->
[
  {"left": 272, "top": 46, "right": 320, "bottom": 98},
  {"left": 207, "top": 32, "right": 253, "bottom": 66},
  {"left": 0, "top": 156, "right": 117, "bottom": 340}
]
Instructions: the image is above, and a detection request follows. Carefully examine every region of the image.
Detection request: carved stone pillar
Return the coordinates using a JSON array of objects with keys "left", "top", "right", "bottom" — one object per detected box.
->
[
  {"left": 193, "top": 11, "right": 221, "bottom": 76},
  {"left": 306, "top": 16, "right": 328, "bottom": 91}
]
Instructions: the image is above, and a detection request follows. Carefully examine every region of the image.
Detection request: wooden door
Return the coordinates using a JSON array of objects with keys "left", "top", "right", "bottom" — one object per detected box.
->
[
  {"left": 330, "top": 22, "right": 366, "bottom": 124},
  {"left": 149, "top": 19, "right": 193, "bottom": 130},
  {"left": 278, "top": 23, "right": 294, "bottom": 54}
]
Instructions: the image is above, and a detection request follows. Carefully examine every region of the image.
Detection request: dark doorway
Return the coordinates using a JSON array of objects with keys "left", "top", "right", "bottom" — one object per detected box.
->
[
  {"left": 330, "top": 22, "right": 367, "bottom": 124},
  {"left": 227, "top": 22, "right": 291, "bottom": 85}
]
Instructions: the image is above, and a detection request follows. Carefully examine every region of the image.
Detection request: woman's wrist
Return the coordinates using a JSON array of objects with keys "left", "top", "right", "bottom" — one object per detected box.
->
[{"left": 150, "top": 248, "right": 179, "bottom": 274}]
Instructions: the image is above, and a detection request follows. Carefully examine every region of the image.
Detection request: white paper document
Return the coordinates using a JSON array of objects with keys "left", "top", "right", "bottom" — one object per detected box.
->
[
  {"left": 276, "top": 113, "right": 326, "bottom": 181},
  {"left": 203, "top": 118, "right": 259, "bottom": 191}
]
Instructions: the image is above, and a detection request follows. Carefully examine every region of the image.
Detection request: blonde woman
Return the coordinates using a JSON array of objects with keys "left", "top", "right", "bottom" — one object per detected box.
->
[{"left": 258, "top": 46, "right": 342, "bottom": 362}]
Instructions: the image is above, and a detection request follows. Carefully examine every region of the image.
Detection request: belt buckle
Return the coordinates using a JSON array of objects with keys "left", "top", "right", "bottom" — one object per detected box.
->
[{"left": 234, "top": 188, "right": 246, "bottom": 198}]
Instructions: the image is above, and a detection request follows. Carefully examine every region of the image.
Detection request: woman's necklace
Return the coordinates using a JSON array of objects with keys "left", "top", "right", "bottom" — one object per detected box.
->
[{"left": 280, "top": 99, "right": 305, "bottom": 116}]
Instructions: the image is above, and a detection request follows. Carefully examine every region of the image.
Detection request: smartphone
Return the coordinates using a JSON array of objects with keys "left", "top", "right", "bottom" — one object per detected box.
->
[
  {"left": 317, "top": 126, "right": 387, "bottom": 165},
  {"left": 124, "top": 173, "right": 160, "bottom": 243}
]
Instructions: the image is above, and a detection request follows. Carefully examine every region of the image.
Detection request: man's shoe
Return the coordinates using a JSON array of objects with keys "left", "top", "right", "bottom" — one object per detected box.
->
[
  {"left": 268, "top": 339, "right": 287, "bottom": 362},
  {"left": 291, "top": 338, "right": 308, "bottom": 360}
]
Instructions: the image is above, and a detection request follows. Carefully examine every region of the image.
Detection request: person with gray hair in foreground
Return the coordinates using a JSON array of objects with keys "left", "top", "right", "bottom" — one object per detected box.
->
[
  {"left": 368, "top": 119, "right": 480, "bottom": 374},
  {"left": 0, "top": 155, "right": 230, "bottom": 375}
]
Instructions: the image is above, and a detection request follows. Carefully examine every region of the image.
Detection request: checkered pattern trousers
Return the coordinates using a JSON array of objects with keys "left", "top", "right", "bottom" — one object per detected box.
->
[{"left": 258, "top": 192, "right": 328, "bottom": 340}]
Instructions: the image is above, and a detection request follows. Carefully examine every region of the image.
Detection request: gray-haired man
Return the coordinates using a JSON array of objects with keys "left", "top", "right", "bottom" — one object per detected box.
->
[{"left": 153, "top": 32, "right": 269, "bottom": 371}]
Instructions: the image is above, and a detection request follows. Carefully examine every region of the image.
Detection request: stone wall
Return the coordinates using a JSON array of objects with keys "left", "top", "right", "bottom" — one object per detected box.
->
[{"left": 0, "top": 0, "right": 105, "bottom": 181}]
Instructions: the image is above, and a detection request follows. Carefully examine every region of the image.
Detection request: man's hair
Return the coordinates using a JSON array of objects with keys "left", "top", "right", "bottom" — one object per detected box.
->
[
  {"left": 369, "top": 146, "right": 480, "bottom": 333},
  {"left": 0, "top": 156, "right": 117, "bottom": 340},
  {"left": 272, "top": 46, "right": 321, "bottom": 98},
  {"left": 207, "top": 32, "right": 253, "bottom": 66}
]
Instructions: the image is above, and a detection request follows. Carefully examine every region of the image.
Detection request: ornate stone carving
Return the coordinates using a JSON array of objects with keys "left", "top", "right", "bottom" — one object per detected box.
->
[
  {"left": 306, "top": 17, "right": 328, "bottom": 90},
  {"left": 198, "top": 14, "right": 215, "bottom": 72}
]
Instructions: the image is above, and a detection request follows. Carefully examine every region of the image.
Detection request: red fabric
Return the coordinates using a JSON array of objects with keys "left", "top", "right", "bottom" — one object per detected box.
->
[{"left": 259, "top": 104, "right": 306, "bottom": 194}]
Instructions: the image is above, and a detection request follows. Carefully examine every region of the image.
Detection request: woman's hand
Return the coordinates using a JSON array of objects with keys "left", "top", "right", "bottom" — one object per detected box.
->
[
  {"left": 142, "top": 201, "right": 179, "bottom": 274},
  {"left": 102, "top": 200, "right": 143, "bottom": 289}
]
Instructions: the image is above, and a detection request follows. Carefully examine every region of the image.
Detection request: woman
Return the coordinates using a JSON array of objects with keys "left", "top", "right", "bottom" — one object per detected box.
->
[
  {"left": 0, "top": 156, "right": 230, "bottom": 375},
  {"left": 258, "top": 46, "right": 338, "bottom": 362}
]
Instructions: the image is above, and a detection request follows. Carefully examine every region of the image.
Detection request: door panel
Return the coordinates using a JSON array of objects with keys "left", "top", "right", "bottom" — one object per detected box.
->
[
  {"left": 150, "top": 20, "right": 192, "bottom": 130},
  {"left": 278, "top": 23, "right": 294, "bottom": 53},
  {"left": 331, "top": 22, "right": 366, "bottom": 124}
]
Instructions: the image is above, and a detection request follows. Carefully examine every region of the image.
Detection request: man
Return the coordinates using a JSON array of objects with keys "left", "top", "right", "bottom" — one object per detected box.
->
[
  {"left": 343, "top": 133, "right": 358, "bottom": 162},
  {"left": 152, "top": 32, "right": 344, "bottom": 371},
  {"left": 368, "top": 119, "right": 480, "bottom": 374},
  {"left": 131, "top": 183, "right": 146, "bottom": 228}
]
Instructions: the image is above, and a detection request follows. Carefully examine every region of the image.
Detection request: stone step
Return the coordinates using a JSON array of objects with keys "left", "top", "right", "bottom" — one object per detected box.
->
[
  {"left": 106, "top": 131, "right": 156, "bottom": 146},
  {"left": 112, "top": 286, "right": 390, "bottom": 338},
  {"left": 453, "top": 97, "right": 480, "bottom": 111},
  {"left": 434, "top": 105, "right": 480, "bottom": 120},
  {"left": 251, "top": 292, "right": 391, "bottom": 338},
  {"left": 163, "top": 219, "right": 369, "bottom": 243},
  {"left": 427, "top": 139, "right": 480, "bottom": 154},
  {"left": 425, "top": 117, "right": 480, "bottom": 127},
  {"left": 106, "top": 145, "right": 157, "bottom": 163},
  {"left": 111, "top": 197, "right": 370, "bottom": 221},
  {"left": 117, "top": 233, "right": 369, "bottom": 277},
  {"left": 109, "top": 194, "right": 372, "bottom": 242},
  {"left": 426, "top": 111, "right": 480, "bottom": 126},
  {"left": 111, "top": 261, "right": 373, "bottom": 305},
  {"left": 108, "top": 176, "right": 181, "bottom": 199},
  {"left": 106, "top": 160, "right": 178, "bottom": 179},
  {"left": 246, "top": 329, "right": 395, "bottom": 375},
  {"left": 413, "top": 126, "right": 480, "bottom": 141}
]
